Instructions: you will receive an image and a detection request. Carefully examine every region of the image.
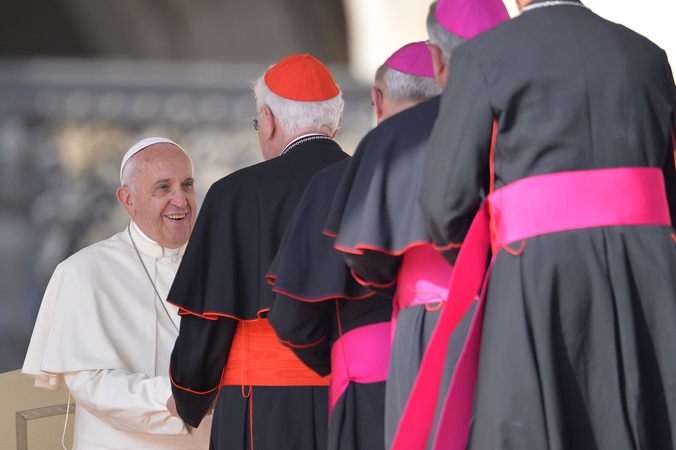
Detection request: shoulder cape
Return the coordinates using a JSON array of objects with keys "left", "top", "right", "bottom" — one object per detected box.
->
[
  {"left": 325, "top": 96, "right": 440, "bottom": 256},
  {"left": 22, "top": 230, "right": 161, "bottom": 389},
  {"left": 267, "top": 159, "right": 375, "bottom": 302},
  {"left": 168, "top": 139, "right": 349, "bottom": 320}
]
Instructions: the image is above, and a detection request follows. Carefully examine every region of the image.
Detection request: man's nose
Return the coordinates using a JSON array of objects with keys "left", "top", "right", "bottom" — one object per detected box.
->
[{"left": 169, "top": 188, "right": 188, "bottom": 207}]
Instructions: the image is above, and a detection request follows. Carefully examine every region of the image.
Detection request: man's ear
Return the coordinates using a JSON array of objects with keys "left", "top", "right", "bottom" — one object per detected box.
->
[
  {"left": 371, "top": 86, "right": 384, "bottom": 123},
  {"left": 116, "top": 186, "right": 136, "bottom": 219},
  {"left": 428, "top": 43, "right": 449, "bottom": 89},
  {"left": 331, "top": 115, "right": 343, "bottom": 138},
  {"left": 262, "top": 105, "right": 275, "bottom": 141}
]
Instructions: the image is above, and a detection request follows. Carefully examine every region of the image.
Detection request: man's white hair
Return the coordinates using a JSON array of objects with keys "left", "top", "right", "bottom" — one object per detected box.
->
[
  {"left": 427, "top": 1, "right": 467, "bottom": 65},
  {"left": 375, "top": 65, "right": 442, "bottom": 103},
  {"left": 252, "top": 76, "right": 344, "bottom": 136}
]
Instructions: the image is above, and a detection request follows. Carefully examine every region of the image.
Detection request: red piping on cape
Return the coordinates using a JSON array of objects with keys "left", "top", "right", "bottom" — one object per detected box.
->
[
  {"left": 278, "top": 328, "right": 330, "bottom": 349},
  {"left": 166, "top": 299, "right": 271, "bottom": 322},
  {"left": 270, "top": 286, "right": 376, "bottom": 303},
  {"left": 350, "top": 268, "right": 397, "bottom": 289},
  {"left": 267, "top": 269, "right": 377, "bottom": 302},
  {"left": 334, "top": 239, "right": 462, "bottom": 257}
]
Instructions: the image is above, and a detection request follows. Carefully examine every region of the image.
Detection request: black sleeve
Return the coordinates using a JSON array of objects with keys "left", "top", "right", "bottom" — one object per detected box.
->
[
  {"left": 170, "top": 314, "right": 238, "bottom": 428},
  {"left": 268, "top": 294, "right": 334, "bottom": 377},
  {"left": 419, "top": 45, "right": 494, "bottom": 248}
]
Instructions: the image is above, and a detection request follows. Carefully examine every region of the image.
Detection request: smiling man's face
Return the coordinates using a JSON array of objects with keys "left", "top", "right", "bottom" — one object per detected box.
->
[{"left": 118, "top": 143, "right": 196, "bottom": 248}]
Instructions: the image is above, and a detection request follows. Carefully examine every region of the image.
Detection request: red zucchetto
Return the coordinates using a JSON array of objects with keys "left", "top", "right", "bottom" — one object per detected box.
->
[{"left": 264, "top": 54, "right": 340, "bottom": 102}]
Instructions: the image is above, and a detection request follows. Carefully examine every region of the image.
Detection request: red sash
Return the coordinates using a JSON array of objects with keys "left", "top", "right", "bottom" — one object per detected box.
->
[
  {"left": 392, "top": 167, "right": 672, "bottom": 450},
  {"left": 220, "top": 319, "right": 331, "bottom": 387},
  {"left": 329, "top": 322, "right": 391, "bottom": 415}
]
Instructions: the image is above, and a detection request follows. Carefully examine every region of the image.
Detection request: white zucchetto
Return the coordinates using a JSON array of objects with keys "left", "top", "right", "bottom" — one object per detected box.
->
[{"left": 120, "top": 137, "right": 187, "bottom": 185}]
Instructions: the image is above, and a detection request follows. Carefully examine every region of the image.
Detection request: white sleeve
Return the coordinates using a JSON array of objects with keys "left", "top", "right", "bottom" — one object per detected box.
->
[{"left": 63, "top": 369, "right": 190, "bottom": 436}]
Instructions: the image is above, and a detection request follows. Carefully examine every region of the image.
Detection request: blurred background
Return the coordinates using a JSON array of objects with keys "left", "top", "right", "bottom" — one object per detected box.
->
[{"left": 0, "top": 0, "right": 674, "bottom": 372}]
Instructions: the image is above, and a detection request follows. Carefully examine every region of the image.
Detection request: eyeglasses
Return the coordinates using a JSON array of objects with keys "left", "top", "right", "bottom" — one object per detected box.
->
[{"left": 251, "top": 117, "right": 259, "bottom": 131}]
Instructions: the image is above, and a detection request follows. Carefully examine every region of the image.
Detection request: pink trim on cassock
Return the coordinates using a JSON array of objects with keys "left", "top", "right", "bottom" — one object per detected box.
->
[
  {"left": 329, "top": 322, "right": 391, "bottom": 416},
  {"left": 392, "top": 167, "right": 672, "bottom": 450}
]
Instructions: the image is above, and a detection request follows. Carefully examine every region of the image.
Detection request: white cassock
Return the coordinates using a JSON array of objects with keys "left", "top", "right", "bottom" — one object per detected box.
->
[{"left": 22, "top": 222, "right": 212, "bottom": 450}]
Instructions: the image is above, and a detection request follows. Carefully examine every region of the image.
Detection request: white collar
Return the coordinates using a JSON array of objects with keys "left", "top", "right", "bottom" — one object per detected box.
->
[{"left": 130, "top": 222, "right": 185, "bottom": 258}]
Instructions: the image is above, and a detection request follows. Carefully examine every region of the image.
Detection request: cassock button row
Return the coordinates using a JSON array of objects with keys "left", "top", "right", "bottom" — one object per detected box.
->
[{"left": 171, "top": 255, "right": 180, "bottom": 264}]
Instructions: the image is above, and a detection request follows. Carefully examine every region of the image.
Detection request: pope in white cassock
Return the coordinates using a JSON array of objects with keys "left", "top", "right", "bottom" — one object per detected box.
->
[{"left": 22, "top": 137, "right": 212, "bottom": 449}]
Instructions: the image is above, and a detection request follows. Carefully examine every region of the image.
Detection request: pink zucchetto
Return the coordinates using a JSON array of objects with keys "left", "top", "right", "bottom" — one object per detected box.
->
[
  {"left": 384, "top": 42, "right": 435, "bottom": 78},
  {"left": 120, "top": 137, "right": 186, "bottom": 184},
  {"left": 435, "top": 0, "right": 510, "bottom": 39}
]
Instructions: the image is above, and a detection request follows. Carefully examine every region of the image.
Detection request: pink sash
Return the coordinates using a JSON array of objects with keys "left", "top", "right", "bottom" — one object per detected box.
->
[
  {"left": 392, "top": 244, "right": 453, "bottom": 338},
  {"left": 329, "top": 321, "right": 391, "bottom": 415},
  {"left": 392, "top": 167, "right": 672, "bottom": 450}
]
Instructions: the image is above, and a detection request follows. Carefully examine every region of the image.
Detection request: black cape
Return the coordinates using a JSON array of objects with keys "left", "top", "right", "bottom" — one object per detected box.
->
[
  {"left": 326, "top": 96, "right": 441, "bottom": 258},
  {"left": 169, "top": 138, "right": 348, "bottom": 450},
  {"left": 169, "top": 137, "right": 348, "bottom": 320},
  {"left": 267, "top": 159, "right": 375, "bottom": 302},
  {"left": 420, "top": 2, "right": 676, "bottom": 448},
  {"left": 325, "top": 97, "right": 444, "bottom": 294},
  {"left": 268, "top": 160, "right": 391, "bottom": 450}
]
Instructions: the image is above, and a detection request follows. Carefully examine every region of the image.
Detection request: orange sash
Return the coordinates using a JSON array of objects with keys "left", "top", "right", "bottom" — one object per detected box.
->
[{"left": 220, "top": 318, "right": 331, "bottom": 387}]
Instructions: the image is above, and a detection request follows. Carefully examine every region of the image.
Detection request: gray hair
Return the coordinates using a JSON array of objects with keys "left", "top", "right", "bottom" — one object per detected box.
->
[
  {"left": 121, "top": 157, "right": 139, "bottom": 189},
  {"left": 252, "top": 76, "right": 344, "bottom": 136},
  {"left": 375, "top": 65, "right": 442, "bottom": 103},
  {"left": 426, "top": 1, "right": 467, "bottom": 65}
]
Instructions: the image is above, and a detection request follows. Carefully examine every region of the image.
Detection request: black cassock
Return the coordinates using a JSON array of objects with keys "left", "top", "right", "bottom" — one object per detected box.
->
[
  {"left": 268, "top": 159, "right": 391, "bottom": 450},
  {"left": 326, "top": 97, "right": 473, "bottom": 448},
  {"left": 168, "top": 138, "right": 348, "bottom": 450},
  {"left": 419, "top": 1, "right": 676, "bottom": 448}
]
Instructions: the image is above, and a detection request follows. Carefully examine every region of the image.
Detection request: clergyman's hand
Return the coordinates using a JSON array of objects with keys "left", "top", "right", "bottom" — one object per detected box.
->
[
  {"left": 166, "top": 395, "right": 179, "bottom": 417},
  {"left": 207, "top": 396, "right": 218, "bottom": 416},
  {"left": 167, "top": 395, "right": 194, "bottom": 433}
]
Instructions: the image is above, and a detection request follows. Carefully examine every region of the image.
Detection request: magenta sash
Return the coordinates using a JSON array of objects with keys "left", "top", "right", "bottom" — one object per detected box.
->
[
  {"left": 396, "top": 244, "right": 453, "bottom": 310},
  {"left": 329, "top": 321, "right": 391, "bottom": 415},
  {"left": 489, "top": 168, "right": 671, "bottom": 245},
  {"left": 392, "top": 245, "right": 453, "bottom": 338},
  {"left": 392, "top": 167, "right": 672, "bottom": 450}
]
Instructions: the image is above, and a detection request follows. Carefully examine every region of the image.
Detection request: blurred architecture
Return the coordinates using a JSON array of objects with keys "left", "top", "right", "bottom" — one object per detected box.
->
[
  {"left": 0, "top": 0, "right": 674, "bottom": 372},
  {"left": 0, "top": 0, "right": 368, "bottom": 372}
]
